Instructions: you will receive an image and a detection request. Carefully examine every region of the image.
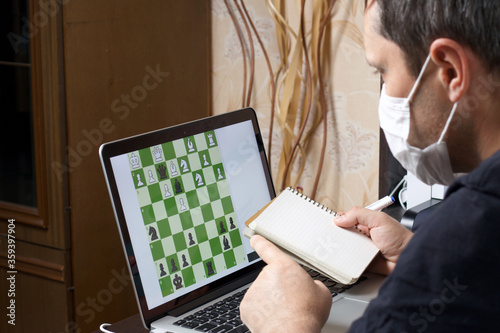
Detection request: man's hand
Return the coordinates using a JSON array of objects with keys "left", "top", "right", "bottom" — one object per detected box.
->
[
  {"left": 335, "top": 207, "right": 413, "bottom": 275},
  {"left": 240, "top": 235, "right": 332, "bottom": 333}
]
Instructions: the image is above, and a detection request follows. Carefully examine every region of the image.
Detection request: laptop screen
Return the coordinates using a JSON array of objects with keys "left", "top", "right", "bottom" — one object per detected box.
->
[{"left": 101, "top": 109, "right": 274, "bottom": 315}]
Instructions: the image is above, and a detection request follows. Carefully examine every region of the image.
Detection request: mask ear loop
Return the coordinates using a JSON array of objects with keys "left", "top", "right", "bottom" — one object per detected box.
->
[
  {"left": 437, "top": 102, "right": 459, "bottom": 144},
  {"left": 404, "top": 55, "right": 433, "bottom": 108}
]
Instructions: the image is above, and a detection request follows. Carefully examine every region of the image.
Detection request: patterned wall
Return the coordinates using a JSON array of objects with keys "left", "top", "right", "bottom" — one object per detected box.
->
[{"left": 211, "top": 0, "right": 380, "bottom": 211}]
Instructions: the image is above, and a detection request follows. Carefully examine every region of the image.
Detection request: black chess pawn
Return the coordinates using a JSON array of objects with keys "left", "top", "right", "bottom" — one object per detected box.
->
[
  {"left": 159, "top": 263, "right": 167, "bottom": 277},
  {"left": 206, "top": 262, "right": 215, "bottom": 275},
  {"left": 175, "top": 178, "right": 183, "bottom": 194},
  {"left": 182, "top": 254, "right": 189, "bottom": 267},
  {"left": 229, "top": 217, "right": 236, "bottom": 230},
  {"left": 223, "top": 236, "right": 230, "bottom": 250},
  {"left": 171, "top": 258, "right": 178, "bottom": 272},
  {"left": 173, "top": 274, "right": 183, "bottom": 290},
  {"left": 219, "top": 221, "right": 226, "bottom": 233},
  {"left": 188, "top": 233, "right": 195, "bottom": 246}
]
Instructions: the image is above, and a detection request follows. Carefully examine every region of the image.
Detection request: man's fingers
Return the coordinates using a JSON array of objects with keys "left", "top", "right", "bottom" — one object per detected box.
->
[
  {"left": 313, "top": 279, "right": 329, "bottom": 292},
  {"left": 334, "top": 213, "right": 355, "bottom": 227},
  {"left": 334, "top": 207, "right": 385, "bottom": 229},
  {"left": 250, "top": 235, "right": 290, "bottom": 265}
]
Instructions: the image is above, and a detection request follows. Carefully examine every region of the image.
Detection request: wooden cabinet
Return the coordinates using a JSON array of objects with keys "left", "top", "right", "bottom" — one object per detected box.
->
[{"left": 0, "top": 1, "right": 210, "bottom": 332}]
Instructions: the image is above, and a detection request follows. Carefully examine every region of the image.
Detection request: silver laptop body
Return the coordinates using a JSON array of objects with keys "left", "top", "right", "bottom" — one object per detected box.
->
[{"left": 99, "top": 108, "right": 384, "bottom": 333}]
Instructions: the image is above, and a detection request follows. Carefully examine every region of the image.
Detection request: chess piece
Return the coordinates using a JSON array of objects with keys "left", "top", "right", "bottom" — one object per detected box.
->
[
  {"left": 159, "top": 263, "right": 167, "bottom": 277},
  {"left": 217, "top": 168, "right": 224, "bottom": 180},
  {"left": 195, "top": 173, "right": 204, "bottom": 186},
  {"left": 206, "top": 262, "right": 214, "bottom": 275},
  {"left": 207, "top": 133, "right": 215, "bottom": 146},
  {"left": 187, "top": 138, "right": 195, "bottom": 152},
  {"left": 149, "top": 226, "right": 158, "bottom": 241},
  {"left": 130, "top": 153, "right": 140, "bottom": 169},
  {"left": 219, "top": 221, "right": 226, "bottom": 234},
  {"left": 179, "top": 198, "right": 187, "bottom": 211},
  {"left": 180, "top": 159, "right": 189, "bottom": 172},
  {"left": 182, "top": 254, "right": 189, "bottom": 267},
  {"left": 136, "top": 174, "right": 144, "bottom": 187},
  {"left": 148, "top": 170, "right": 156, "bottom": 183},
  {"left": 223, "top": 236, "right": 230, "bottom": 250},
  {"left": 175, "top": 179, "right": 183, "bottom": 194},
  {"left": 229, "top": 217, "right": 236, "bottom": 229},
  {"left": 152, "top": 146, "right": 163, "bottom": 162},
  {"left": 171, "top": 259, "right": 178, "bottom": 272},
  {"left": 164, "top": 184, "right": 172, "bottom": 197},
  {"left": 188, "top": 233, "right": 195, "bottom": 246},
  {"left": 203, "top": 154, "right": 209, "bottom": 166},
  {"left": 156, "top": 164, "right": 168, "bottom": 180},
  {"left": 173, "top": 274, "right": 183, "bottom": 290},
  {"left": 170, "top": 161, "right": 178, "bottom": 176}
]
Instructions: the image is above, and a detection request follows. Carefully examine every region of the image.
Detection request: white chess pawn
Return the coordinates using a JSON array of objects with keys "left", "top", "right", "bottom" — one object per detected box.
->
[
  {"left": 217, "top": 168, "right": 223, "bottom": 180},
  {"left": 164, "top": 184, "right": 171, "bottom": 197},
  {"left": 130, "top": 153, "right": 140, "bottom": 169},
  {"left": 170, "top": 161, "right": 178, "bottom": 176},
  {"left": 187, "top": 138, "right": 195, "bottom": 152},
  {"left": 148, "top": 170, "right": 156, "bottom": 183},
  {"left": 136, "top": 174, "right": 144, "bottom": 186},
  {"left": 203, "top": 154, "right": 209, "bottom": 166},
  {"left": 179, "top": 198, "right": 187, "bottom": 211}
]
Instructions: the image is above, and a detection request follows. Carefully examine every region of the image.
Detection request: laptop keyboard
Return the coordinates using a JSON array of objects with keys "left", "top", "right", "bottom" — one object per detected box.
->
[
  {"left": 173, "top": 289, "right": 249, "bottom": 332},
  {"left": 173, "top": 269, "right": 368, "bottom": 332},
  {"left": 301, "top": 266, "right": 368, "bottom": 297}
]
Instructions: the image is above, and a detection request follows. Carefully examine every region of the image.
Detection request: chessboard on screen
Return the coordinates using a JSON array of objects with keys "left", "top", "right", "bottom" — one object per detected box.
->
[{"left": 127, "top": 131, "right": 247, "bottom": 297}]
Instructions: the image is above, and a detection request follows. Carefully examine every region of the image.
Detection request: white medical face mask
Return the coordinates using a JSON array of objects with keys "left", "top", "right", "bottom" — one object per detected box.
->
[{"left": 378, "top": 55, "right": 459, "bottom": 185}]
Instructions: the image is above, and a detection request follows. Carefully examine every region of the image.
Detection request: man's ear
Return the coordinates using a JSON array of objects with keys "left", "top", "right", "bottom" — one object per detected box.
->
[{"left": 430, "top": 39, "right": 470, "bottom": 103}]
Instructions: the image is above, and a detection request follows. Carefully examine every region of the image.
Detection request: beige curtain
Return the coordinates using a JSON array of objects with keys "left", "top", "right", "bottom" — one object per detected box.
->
[{"left": 211, "top": 0, "right": 380, "bottom": 211}]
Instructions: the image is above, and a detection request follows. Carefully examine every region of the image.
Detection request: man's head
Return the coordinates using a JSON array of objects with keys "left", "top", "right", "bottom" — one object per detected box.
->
[
  {"left": 376, "top": 0, "right": 500, "bottom": 78},
  {"left": 364, "top": 0, "right": 500, "bottom": 173}
]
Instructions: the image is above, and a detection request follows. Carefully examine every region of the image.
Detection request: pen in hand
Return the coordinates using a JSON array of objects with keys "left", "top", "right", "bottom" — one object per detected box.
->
[
  {"left": 365, "top": 196, "right": 395, "bottom": 211},
  {"left": 335, "top": 196, "right": 395, "bottom": 237},
  {"left": 346, "top": 196, "right": 395, "bottom": 237}
]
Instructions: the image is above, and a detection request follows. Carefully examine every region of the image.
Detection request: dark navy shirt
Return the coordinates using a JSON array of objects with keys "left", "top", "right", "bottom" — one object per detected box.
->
[{"left": 349, "top": 150, "right": 500, "bottom": 332}]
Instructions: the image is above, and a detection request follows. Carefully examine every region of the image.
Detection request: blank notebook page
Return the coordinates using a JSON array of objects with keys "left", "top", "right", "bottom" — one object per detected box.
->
[{"left": 251, "top": 188, "right": 379, "bottom": 280}]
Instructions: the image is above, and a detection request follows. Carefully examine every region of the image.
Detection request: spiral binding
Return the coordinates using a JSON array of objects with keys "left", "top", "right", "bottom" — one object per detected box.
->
[{"left": 287, "top": 187, "right": 338, "bottom": 217}]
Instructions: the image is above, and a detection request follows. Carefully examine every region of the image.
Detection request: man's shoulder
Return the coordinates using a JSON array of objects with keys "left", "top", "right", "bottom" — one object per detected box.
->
[
  {"left": 421, "top": 171, "right": 500, "bottom": 239},
  {"left": 448, "top": 149, "right": 500, "bottom": 198},
  {"left": 405, "top": 150, "right": 500, "bottom": 266},
  {"left": 409, "top": 149, "right": 500, "bottom": 251}
]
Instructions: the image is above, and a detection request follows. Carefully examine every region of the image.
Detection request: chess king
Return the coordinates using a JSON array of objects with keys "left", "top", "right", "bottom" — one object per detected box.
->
[
  {"left": 173, "top": 274, "right": 183, "bottom": 290},
  {"left": 130, "top": 153, "right": 140, "bottom": 169}
]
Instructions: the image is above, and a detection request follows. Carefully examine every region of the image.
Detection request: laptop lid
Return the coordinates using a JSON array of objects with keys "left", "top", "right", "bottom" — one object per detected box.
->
[{"left": 99, "top": 108, "right": 274, "bottom": 328}]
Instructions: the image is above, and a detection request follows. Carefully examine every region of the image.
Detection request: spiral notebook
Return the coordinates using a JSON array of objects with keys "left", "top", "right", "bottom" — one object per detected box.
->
[{"left": 244, "top": 187, "right": 380, "bottom": 285}]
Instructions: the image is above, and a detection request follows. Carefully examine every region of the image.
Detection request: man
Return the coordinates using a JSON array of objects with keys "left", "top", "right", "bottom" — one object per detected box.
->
[{"left": 240, "top": 0, "right": 500, "bottom": 331}]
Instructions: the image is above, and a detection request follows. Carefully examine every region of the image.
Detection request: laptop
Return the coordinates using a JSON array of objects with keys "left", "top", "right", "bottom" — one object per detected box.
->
[{"left": 99, "top": 108, "right": 385, "bottom": 333}]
